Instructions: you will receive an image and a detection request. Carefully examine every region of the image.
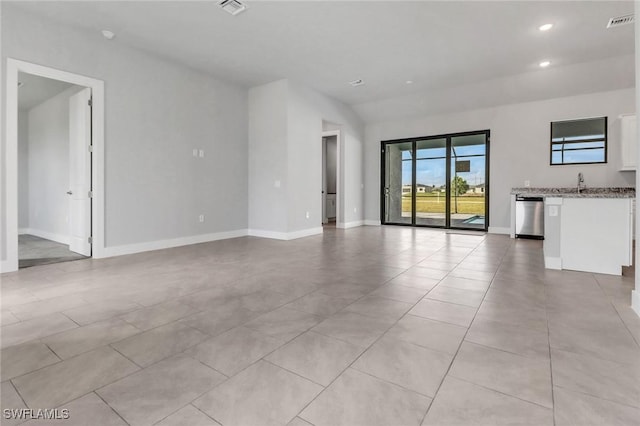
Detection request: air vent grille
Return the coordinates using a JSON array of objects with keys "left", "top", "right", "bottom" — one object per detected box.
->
[
  {"left": 219, "top": 0, "right": 247, "bottom": 16},
  {"left": 607, "top": 14, "right": 634, "bottom": 29}
]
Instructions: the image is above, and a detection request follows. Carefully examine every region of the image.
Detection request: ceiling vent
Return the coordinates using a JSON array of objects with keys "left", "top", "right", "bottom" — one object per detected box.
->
[
  {"left": 219, "top": 0, "right": 247, "bottom": 16},
  {"left": 607, "top": 14, "right": 634, "bottom": 29},
  {"left": 349, "top": 79, "right": 365, "bottom": 87}
]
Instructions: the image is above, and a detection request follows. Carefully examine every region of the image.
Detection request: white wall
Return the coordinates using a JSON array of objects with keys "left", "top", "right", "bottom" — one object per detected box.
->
[
  {"left": 17, "top": 110, "right": 29, "bottom": 229},
  {"left": 247, "top": 79, "right": 365, "bottom": 238},
  {"left": 288, "top": 81, "right": 365, "bottom": 228},
  {"left": 287, "top": 85, "right": 323, "bottom": 232},
  {"left": 365, "top": 88, "right": 636, "bottom": 231},
  {"left": 25, "top": 86, "right": 82, "bottom": 243},
  {"left": 1, "top": 6, "right": 249, "bottom": 260},
  {"left": 248, "top": 80, "right": 289, "bottom": 234}
]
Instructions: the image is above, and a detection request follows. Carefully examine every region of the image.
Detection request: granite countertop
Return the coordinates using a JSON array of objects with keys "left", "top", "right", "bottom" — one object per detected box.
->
[{"left": 511, "top": 187, "right": 636, "bottom": 198}]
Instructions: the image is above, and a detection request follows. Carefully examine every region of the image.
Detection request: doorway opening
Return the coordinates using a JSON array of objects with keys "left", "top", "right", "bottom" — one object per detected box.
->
[
  {"left": 17, "top": 73, "right": 93, "bottom": 268},
  {"left": 3, "top": 59, "right": 105, "bottom": 273},
  {"left": 381, "top": 130, "right": 489, "bottom": 231},
  {"left": 322, "top": 134, "right": 338, "bottom": 227}
]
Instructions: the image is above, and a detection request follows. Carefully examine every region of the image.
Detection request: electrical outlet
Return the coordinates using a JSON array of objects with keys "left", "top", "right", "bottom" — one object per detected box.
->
[
  {"left": 199, "top": 214, "right": 205, "bottom": 223},
  {"left": 354, "top": 207, "right": 357, "bottom": 213},
  {"left": 198, "top": 149, "right": 205, "bottom": 158},
  {"left": 192, "top": 149, "right": 198, "bottom": 157},
  {"left": 524, "top": 180, "right": 531, "bottom": 187},
  {"left": 305, "top": 211, "right": 310, "bottom": 219}
]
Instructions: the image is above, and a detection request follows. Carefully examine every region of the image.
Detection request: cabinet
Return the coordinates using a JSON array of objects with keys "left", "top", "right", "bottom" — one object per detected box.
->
[{"left": 620, "top": 114, "right": 636, "bottom": 171}]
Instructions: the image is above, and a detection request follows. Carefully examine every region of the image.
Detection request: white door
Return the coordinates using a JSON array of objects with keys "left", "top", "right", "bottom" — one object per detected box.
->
[{"left": 68, "top": 88, "right": 92, "bottom": 256}]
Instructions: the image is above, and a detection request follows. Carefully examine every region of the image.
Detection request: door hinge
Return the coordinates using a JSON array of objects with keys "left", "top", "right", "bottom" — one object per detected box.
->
[
  {"left": 88, "top": 236, "right": 93, "bottom": 244},
  {"left": 88, "top": 191, "right": 93, "bottom": 198},
  {"left": 88, "top": 98, "right": 93, "bottom": 107}
]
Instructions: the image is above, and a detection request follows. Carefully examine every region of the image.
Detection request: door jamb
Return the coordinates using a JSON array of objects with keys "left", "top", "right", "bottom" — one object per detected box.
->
[
  {"left": 2, "top": 58, "right": 105, "bottom": 272},
  {"left": 322, "top": 130, "right": 341, "bottom": 228}
]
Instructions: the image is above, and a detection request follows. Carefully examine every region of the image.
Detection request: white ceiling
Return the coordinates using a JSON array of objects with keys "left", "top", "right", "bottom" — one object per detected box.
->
[
  {"left": 8, "top": 1, "right": 635, "bottom": 116},
  {"left": 18, "top": 72, "right": 74, "bottom": 111}
]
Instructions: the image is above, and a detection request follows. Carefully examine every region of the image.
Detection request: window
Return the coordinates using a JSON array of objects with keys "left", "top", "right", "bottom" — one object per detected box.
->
[{"left": 550, "top": 117, "right": 607, "bottom": 165}]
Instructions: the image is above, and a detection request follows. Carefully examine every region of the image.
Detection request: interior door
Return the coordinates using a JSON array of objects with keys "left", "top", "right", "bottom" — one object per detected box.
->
[{"left": 68, "top": 88, "right": 92, "bottom": 256}]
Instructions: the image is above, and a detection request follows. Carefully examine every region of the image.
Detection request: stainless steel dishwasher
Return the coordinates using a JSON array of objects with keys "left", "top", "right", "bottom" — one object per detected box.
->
[{"left": 515, "top": 195, "right": 544, "bottom": 239}]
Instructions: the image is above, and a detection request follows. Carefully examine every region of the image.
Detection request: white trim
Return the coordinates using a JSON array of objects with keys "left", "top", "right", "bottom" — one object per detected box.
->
[
  {"left": 337, "top": 220, "right": 363, "bottom": 229},
  {"left": 247, "top": 229, "right": 289, "bottom": 240},
  {"left": 545, "top": 256, "right": 562, "bottom": 270},
  {"left": 248, "top": 227, "right": 323, "bottom": 241},
  {"left": 364, "top": 220, "right": 381, "bottom": 226},
  {"left": 322, "top": 130, "right": 341, "bottom": 227},
  {"left": 3, "top": 59, "right": 105, "bottom": 272},
  {"left": 632, "top": 290, "right": 640, "bottom": 318},
  {"left": 18, "top": 228, "right": 70, "bottom": 245},
  {"left": 101, "top": 229, "right": 248, "bottom": 258},
  {"left": 488, "top": 226, "right": 510, "bottom": 235}
]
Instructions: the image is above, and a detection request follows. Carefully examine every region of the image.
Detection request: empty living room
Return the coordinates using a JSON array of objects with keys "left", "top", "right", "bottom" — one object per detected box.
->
[{"left": 1, "top": 1, "right": 639, "bottom": 425}]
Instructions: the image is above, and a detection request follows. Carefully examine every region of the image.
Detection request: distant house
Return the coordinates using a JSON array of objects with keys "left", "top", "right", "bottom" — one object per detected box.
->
[
  {"left": 467, "top": 184, "right": 485, "bottom": 194},
  {"left": 403, "top": 184, "right": 434, "bottom": 194}
]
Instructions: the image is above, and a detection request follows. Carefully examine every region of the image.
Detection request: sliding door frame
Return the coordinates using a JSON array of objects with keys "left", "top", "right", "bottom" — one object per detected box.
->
[{"left": 380, "top": 129, "right": 490, "bottom": 231}]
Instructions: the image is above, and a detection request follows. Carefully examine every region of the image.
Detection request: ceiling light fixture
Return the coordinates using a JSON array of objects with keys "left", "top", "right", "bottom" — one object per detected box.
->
[
  {"left": 101, "top": 30, "right": 115, "bottom": 40},
  {"left": 349, "top": 79, "right": 365, "bottom": 87},
  {"left": 219, "top": 0, "right": 248, "bottom": 16},
  {"left": 539, "top": 60, "right": 551, "bottom": 68},
  {"left": 538, "top": 23, "right": 553, "bottom": 31}
]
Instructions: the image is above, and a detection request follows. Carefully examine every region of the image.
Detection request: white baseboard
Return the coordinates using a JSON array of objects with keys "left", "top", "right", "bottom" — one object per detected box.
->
[
  {"left": 248, "top": 227, "right": 323, "bottom": 241},
  {"left": 488, "top": 226, "right": 510, "bottom": 235},
  {"left": 364, "top": 220, "right": 381, "bottom": 226},
  {"left": 632, "top": 290, "right": 640, "bottom": 318},
  {"left": 337, "top": 220, "right": 363, "bottom": 229},
  {"left": 0, "top": 259, "right": 19, "bottom": 274},
  {"left": 20, "top": 228, "right": 70, "bottom": 245},
  {"left": 545, "top": 256, "right": 562, "bottom": 270},
  {"left": 99, "top": 229, "right": 248, "bottom": 258}
]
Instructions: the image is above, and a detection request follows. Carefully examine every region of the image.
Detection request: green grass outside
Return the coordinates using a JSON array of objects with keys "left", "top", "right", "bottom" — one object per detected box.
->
[{"left": 401, "top": 194, "right": 485, "bottom": 215}]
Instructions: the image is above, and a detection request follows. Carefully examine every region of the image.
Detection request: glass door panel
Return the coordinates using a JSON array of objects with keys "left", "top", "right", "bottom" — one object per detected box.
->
[
  {"left": 415, "top": 138, "right": 447, "bottom": 227},
  {"left": 383, "top": 141, "right": 413, "bottom": 224},
  {"left": 449, "top": 134, "right": 487, "bottom": 230}
]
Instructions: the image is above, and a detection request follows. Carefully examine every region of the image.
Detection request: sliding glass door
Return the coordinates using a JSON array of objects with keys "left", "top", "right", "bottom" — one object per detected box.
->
[{"left": 381, "top": 130, "right": 489, "bottom": 231}]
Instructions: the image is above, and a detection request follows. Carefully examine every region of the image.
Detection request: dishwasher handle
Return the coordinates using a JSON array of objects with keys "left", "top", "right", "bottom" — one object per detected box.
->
[{"left": 516, "top": 195, "right": 544, "bottom": 202}]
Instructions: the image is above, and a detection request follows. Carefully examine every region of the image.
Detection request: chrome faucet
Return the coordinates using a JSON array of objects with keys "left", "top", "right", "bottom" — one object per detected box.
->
[{"left": 577, "top": 172, "right": 586, "bottom": 193}]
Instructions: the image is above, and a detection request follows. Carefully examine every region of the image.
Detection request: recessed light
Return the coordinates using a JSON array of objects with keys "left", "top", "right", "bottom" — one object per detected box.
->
[
  {"left": 101, "top": 30, "right": 115, "bottom": 40},
  {"left": 219, "top": 0, "right": 248, "bottom": 16},
  {"left": 406, "top": 80, "right": 413, "bottom": 84},
  {"left": 349, "top": 79, "right": 365, "bottom": 87},
  {"left": 539, "top": 23, "right": 553, "bottom": 31},
  {"left": 539, "top": 60, "right": 551, "bottom": 68}
]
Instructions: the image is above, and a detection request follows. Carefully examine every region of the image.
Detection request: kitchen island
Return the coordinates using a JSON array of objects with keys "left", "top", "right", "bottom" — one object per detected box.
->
[{"left": 510, "top": 187, "right": 635, "bottom": 275}]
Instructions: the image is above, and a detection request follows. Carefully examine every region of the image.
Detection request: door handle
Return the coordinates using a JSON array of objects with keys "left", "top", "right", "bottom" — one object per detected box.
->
[{"left": 66, "top": 191, "right": 73, "bottom": 195}]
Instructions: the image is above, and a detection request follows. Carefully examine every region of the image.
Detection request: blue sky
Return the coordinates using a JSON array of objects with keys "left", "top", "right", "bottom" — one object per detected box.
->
[{"left": 401, "top": 144, "right": 487, "bottom": 186}]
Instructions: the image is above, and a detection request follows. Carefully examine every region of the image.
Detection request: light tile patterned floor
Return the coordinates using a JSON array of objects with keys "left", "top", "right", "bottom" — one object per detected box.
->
[{"left": 1, "top": 226, "right": 640, "bottom": 425}]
